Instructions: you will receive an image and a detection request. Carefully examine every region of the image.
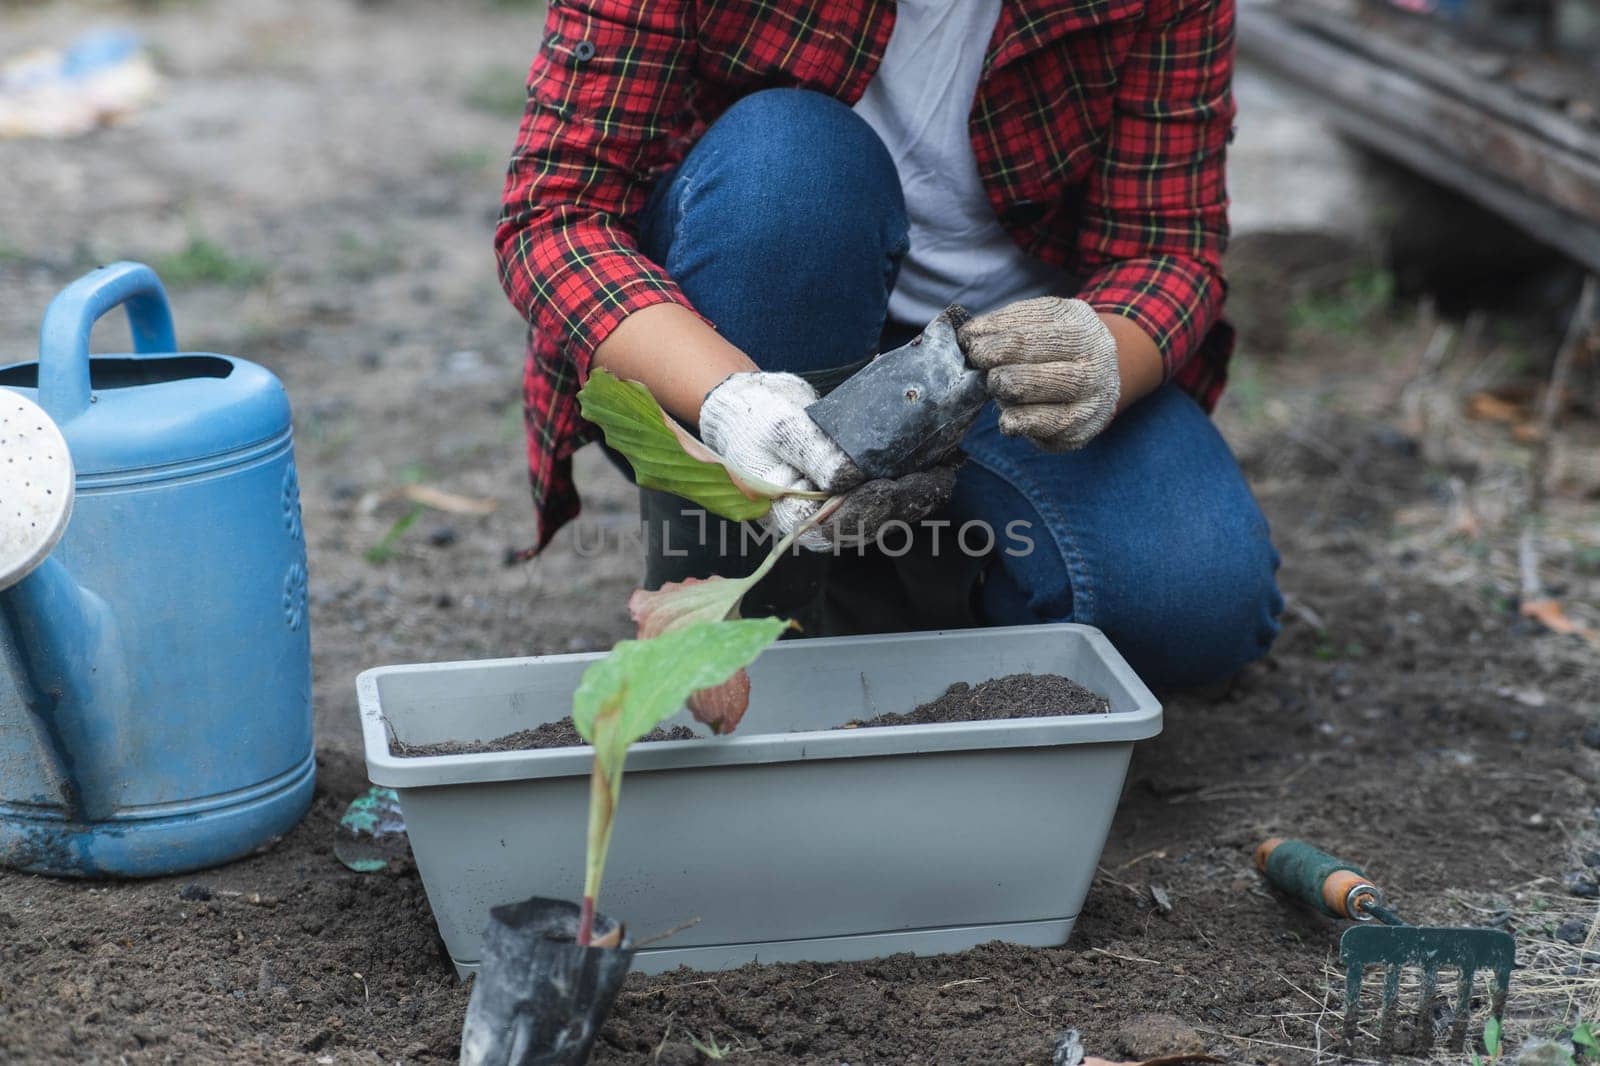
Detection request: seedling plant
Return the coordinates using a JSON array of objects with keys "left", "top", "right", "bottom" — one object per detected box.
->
[{"left": 564, "top": 368, "right": 842, "bottom": 946}]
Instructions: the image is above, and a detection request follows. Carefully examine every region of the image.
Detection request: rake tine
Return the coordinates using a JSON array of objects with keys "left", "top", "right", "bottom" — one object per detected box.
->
[
  {"left": 1411, "top": 964, "right": 1439, "bottom": 1055},
  {"left": 1375, "top": 963, "right": 1402, "bottom": 1055},
  {"left": 1490, "top": 966, "right": 1511, "bottom": 1030},
  {"left": 1446, "top": 966, "right": 1474, "bottom": 1052},
  {"left": 1343, "top": 961, "right": 1364, "bottom": 1054}
]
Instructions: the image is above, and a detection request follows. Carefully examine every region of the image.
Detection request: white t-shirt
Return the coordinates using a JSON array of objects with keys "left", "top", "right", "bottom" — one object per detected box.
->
[{"left": 853, "top": 0, "right": 1067, "bottom": 326}]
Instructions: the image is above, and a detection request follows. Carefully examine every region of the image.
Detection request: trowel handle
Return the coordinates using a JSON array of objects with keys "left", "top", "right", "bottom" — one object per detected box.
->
[
  {"left": 38, "top": 261, "right": 178, "bottom": 421},
  {"left": 1255, "top": 838, "right": 1383, "bottom": 921}
]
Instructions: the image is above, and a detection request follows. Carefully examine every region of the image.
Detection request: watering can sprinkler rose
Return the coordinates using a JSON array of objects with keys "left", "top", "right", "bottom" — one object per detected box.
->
[{"left": 0, "top": 262, "right": 314, "bottom": 877}]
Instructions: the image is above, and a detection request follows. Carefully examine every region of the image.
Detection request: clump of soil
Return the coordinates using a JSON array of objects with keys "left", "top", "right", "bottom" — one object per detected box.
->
[
  {"left": 844, "top": 672, "right": 1108, "bottom": 729},
  {"left": 393, "top": 717, "right": 695, "bottom": 757},
  {"left": 1115, "top": 1013, "right": 1209, "bottom": 1059}
]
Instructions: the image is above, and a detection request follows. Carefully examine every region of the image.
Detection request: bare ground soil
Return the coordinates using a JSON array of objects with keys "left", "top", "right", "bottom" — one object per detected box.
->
[{"left": 2, "top": 2, "right": 1599, "bottom": 1063}]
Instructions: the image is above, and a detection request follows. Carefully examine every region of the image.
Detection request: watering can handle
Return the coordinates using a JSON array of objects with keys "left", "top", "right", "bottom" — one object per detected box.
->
[{"left": 37, "top": 261, "right": 179, "bottom": 422}]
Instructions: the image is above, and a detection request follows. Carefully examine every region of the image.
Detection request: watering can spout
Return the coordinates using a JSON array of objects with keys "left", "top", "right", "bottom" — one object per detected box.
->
[{"left": 0, "top": 392, "right": 129, "bottom": 824}]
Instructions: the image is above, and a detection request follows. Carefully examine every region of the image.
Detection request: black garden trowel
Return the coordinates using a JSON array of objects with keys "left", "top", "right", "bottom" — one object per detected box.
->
[{"left": 805, "top": 305, "right": 986, "bottom": 481}]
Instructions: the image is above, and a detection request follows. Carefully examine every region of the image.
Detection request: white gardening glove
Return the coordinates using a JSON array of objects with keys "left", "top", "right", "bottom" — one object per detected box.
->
[
  {"left": 958, "top": 297, "right": 1122, "bottom": 452},
  {"left": 699, "top": 372, "right": 863, "bottom": 551}
]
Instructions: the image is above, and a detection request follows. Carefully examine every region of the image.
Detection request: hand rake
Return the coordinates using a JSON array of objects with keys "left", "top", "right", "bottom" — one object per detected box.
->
[{"left": 1256, "top": 837, "right": 1516, "bottom": 1057}]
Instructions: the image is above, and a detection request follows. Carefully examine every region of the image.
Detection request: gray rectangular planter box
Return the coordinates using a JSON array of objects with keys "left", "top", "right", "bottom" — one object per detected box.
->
[{"left": 358, "top": 623, "right": 1161, "bottom": 976}]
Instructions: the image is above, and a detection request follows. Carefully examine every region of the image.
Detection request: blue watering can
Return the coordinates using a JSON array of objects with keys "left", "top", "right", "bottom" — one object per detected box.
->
[{"left": 0, "top": 262, "right": 314, "bottom": 877}]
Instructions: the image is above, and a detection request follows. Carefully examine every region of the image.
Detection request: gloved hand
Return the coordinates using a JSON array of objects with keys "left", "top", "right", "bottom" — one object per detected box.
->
[
  {"left": 700, "top": 371, "right": 862, "bottom": 551},
  {"left": 699, "top": 371, "right": 959, "bottom": 551},
  {"left": 958, "top": 297, "right": 1121, "bottom": 452},
  {"left": 821, "top": 455, "right": 963, "bottom": 549}
]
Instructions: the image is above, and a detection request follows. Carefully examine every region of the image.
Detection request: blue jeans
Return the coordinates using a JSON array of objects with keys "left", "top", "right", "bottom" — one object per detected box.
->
[{"left": 634, "top": 89, "right": 1283, "bottom": 689}]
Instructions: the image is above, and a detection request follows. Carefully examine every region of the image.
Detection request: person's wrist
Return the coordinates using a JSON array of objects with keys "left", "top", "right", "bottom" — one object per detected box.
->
[
  {"left": 592, "top": 304, "right": 758, "bottom": 425},
  {"left": 685, "top": 362, "right": 759, "bottom": 430},
  {"left": 1096, "top": 312, "right": 1162, "bottom": 412}
]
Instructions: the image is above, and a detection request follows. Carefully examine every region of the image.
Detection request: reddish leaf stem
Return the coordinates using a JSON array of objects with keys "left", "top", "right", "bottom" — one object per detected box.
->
[{"left": 577, "top": 895, "right": 596, "bottom": 947}]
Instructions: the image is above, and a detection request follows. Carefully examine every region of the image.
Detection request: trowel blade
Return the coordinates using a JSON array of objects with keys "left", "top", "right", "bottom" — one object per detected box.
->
[{"left": 805, "top": 307, "right": 986, "bottom": 481}]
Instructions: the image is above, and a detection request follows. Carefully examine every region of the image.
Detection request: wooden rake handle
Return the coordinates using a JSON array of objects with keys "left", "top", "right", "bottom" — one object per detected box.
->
[{"left": 1255, "top": 837, "right": 1385, "bottom": 921}]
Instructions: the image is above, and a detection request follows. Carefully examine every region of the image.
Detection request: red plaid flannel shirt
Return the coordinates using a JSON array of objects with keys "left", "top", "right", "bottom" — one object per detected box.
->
[{"left": 497, "top": 0, "right": 1238, "bottom": 551}]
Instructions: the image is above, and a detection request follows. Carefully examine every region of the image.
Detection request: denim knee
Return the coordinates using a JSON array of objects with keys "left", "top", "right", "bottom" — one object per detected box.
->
[
  {"left": 681, "top": 89, "right": 905, "bottom": 253},
  {"left": 638, "top": 89, "right": 908, "bottom": 372},
  {"left": 1114, "top": 518, "right": 1284, "bottom": 690}
]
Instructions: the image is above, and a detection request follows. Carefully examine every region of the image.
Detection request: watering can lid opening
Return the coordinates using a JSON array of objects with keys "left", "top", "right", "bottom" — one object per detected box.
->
[
  {"left": 0, "top": 353, "right": 289, "bottom": 478},
  {"left": 0, "top": 392, "right": 74, "bottom": 591}
]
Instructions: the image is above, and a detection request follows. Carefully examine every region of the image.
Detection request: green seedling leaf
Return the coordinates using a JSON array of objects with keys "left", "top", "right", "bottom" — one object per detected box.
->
[
  {"left": 574, "top": 617, "right": 786, "bottom": 775},
  {"left": 1484, "top": 1015, "right": 1502, "bottom": 1058},
  {"left": 578, "top": 369, "right": 788, "bottom": 521},
  {"left": 571, "top": 617, "right": 788, "bottom": 940},
  {"left": 1574, "top": 1021, "right": 1598, "bottom": 1050}
]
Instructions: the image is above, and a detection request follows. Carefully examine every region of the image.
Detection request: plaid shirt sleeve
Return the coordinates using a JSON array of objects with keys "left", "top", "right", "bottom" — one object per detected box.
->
[
  {"left": 495, "top": 0, "right": 699, "bottom": 375},
  {"left": 1075, "top": 0, "right": 1236, "bottom": 379}
]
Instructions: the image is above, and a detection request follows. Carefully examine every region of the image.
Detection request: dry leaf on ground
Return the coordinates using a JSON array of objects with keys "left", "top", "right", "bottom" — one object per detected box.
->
[
  {"left": 1466, "top": 391, "right": 1525, "bottom": 423},
  {"left": 1521, "top": 598, "right": 1597, "bottom": 643},
  {"left": 1088, "top": 1049, "right": 1222, "bottom": 1056},
  {"left": 400, "top": 484, "right": 498, "bottom": 515}
]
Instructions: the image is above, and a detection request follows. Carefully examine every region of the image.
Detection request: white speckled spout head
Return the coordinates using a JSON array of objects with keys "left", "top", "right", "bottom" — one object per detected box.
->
[{"left": 0, "top": 391, "right": 74, "bottom": 591}]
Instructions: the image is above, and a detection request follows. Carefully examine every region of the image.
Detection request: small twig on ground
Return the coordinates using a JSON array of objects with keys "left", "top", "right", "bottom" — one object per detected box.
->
[
  {"left": 1519, "top": 524, "right": 1543, "bottom": 605},
  {"left": 1114, "top": 847, "right": 1169, "bottom": 871},
  {"left": 1195, "top": 1025, "right": 1381, "bottom": 1065},
  {"left": 178, "top": 887, "right": 280, "bottom": 907},
  {"left": 1087, "top": 946, "right": 1162, "bottom": 966},
  {"left": 652, "top": 1014, "right": 676, "bottom": 1063},
  {"left": 937, "top": 977, "right": 990, "bottom": 990},
  {"left": 399, "top": 483, "right": 498, "bottom": 516},
  {"left": 1398, "top": 315, "right": 1457, "bottom": 434},
  {"left": 1530, "top": 275, "right": 1598, "bottom": 514},
  {"left": 1094, "top": 865, "right": 1146, "bottom": 897},
  {"left": 1413, "top": 319, "right": 1456, "bottom": 379},
  {"left": 1283, "top": 595, "right": 1326, "bottom": 632},
  {"left": 1282, "top": 429, "right": 1385, "bottom": 501},
  {"left": 1167, "top": 782, "right": 1271, "bottom": 805},
  {"left": 627, "top": 977, "right": 722, "bottom": 999},
  {"left": 1517, "top": 277, "right": 1599, "bottom": 644},
  {"left": 633, "top": 916, "right": 701, "bottom": 949}
]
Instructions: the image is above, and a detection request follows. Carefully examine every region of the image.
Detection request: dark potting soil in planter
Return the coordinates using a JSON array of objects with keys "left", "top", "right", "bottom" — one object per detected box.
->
[
  {"left": 840, "top": 672, "right": 1108, "bottom": 729},
  {"left": 391, "top": 718, "right": 696, "bottom": 757},
  {"left": 391, "top": 672, "right": 1105, "bottom": 757}
]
